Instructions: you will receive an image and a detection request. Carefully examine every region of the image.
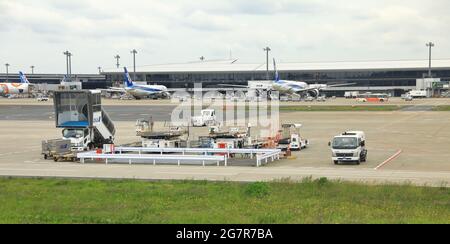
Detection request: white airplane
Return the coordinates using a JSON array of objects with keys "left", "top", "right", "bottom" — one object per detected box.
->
[
  {"left": 105, "top": 67, "right": 170, "bottom": 99},
  {"left": 222, "top": 59, "right": 353, "bottom": 97},
  {"left": 0, "top": 72, "right": 31, "bottom": 95}
]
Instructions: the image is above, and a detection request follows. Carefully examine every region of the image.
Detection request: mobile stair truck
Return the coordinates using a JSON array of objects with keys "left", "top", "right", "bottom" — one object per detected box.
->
[
  {"left": 329, "top": 131, "right": 367, "bottom": 165},
  {"left": 42, "top": 90, "right": 116, "bottom": 161}
]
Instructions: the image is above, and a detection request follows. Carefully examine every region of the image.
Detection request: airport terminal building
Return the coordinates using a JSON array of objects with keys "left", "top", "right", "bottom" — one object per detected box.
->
[
  {"left": 102, "top": 59, "right": 450, "bottom": 97},
  {"left": 1, "top": 59, "right": 450, "bottom": 96}
]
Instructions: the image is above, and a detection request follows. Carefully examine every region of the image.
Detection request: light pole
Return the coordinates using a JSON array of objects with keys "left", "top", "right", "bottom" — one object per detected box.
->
[
  {"left": 63, "top": 50, "right": 73, "bottom": 82},
  {"left": 30, "top": 66, "right": 35, "bottom": 74},
  {"left": 131, "top": 49, "right": 137, "bottom": 80},
  {"left": 114, "top": 55, "right": 121, "bottom": 69},
  {"left": 426, "top": 42, "right": 435, "bottom": 78},
  {"left": 64, "top": 51, "right": 69, "bottom": 79},
  {"left": 263, "top": 47, "right": 271, "bottom": 80},
  {"left": 5, "top": 63, "right": 10, "bottom": 82},
  {"left": 69, "top": 52, "right": 72, "bottom": 79}
]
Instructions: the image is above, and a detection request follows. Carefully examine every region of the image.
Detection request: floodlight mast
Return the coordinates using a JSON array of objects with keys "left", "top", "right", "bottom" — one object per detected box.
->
[
  {"left": 131, "top": 49, "right": 138, "bottom": 80},
  {"left": 426, "top": 42, "right": 435, "bottom": 78},
  {"left": 263, "top": 47, "right": 271, "bottom": 80}
]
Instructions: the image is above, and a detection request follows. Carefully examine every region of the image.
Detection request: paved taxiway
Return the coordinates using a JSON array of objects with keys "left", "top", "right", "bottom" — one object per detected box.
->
[
  {"left": 1, "top": 97, "right": 448, "bottom": 121},
  {"left": 0, "top": 105, "right": 176, "bottom": 121}
]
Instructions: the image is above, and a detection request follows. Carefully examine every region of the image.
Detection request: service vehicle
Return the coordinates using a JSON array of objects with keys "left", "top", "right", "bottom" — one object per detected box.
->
[
  {"left": 277, "top": 124, "right": 309, "bottom": 151},
  {"left": 357, "top": 93, "right": 389, "bottom": 103},
  {"left": 408, "top": 90, "right": 427, "bottom": 98},
  {"left": 41, "top": 139, "right": 77, "bottom": 162},
  {"left": 192, "top": 109, "right": 217, "bottom": 127},
  {"left": 53, "top": 90, "right": 115, "bottom": 152},
  {"left": 329, "top": 131, "right": 367, "bottom": 165}
]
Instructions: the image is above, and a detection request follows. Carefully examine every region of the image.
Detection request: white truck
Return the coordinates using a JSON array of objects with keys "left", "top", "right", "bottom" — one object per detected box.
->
[
  {"left": 329, "top": 131, "right": 367, "bottom": 165},
  {"left": 344, "top": 91, "right": 359, "bottom": 99},
  {"left": 192, "top": 109, "right": 217, "bottom": 127},
  {"left": 408, "top": 90, "right": 427, "bottom": 98}
]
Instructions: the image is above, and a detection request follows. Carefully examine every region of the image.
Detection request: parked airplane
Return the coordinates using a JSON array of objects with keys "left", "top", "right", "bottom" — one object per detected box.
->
[
  {"left": 105, "top": 67, "right": 170, "bottom": 99},
  {"left": 221, "top": 59, "right": 353, "bottom": 97},
  {"left": 0, "top": 72, "right": 31, "bottom": 95}
]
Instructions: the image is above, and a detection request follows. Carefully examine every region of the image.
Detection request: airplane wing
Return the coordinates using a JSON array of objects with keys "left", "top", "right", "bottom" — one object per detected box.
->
[
  {"left": 318, "top": 83, "right": 357, "bottom": 91},
  {"left": 217, "top": 84, "right": 250, "bottom": 88},
  {"left": 326, "top": 83, "right": 357, "bottom": 88},
  {"left": 99, "top": 87, "right": 127, "bottom": 93},
  {"left": 289, "top": 87, "right": 323, "bottom": 94},
  {"left": 166, "top": 88, "right": 205, "bottom": 92},
  {"left": 166, "top": 87, "right": 247, "bottom": 93}
]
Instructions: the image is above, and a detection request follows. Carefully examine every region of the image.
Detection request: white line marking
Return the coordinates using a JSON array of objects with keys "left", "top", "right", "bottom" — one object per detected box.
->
[
  {"left": 0, "top": 149, "right": 40, "bottom": 157},
  {"left": 0, "top": 168, "right": 74, "bottom": 172},
  {"left": 375, "top": 150, "right": 403, "bottom": 170}
]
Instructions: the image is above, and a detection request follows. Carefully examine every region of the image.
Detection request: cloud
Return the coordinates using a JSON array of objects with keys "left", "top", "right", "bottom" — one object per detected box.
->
[
  {"left": 184, "top": 10, "right": 233, "bottom": 31},
  {"left": 0, "top": 0, "right": 450, "bottom": 73}
]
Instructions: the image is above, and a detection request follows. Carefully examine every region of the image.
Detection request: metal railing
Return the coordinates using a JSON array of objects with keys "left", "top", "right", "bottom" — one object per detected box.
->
[
  {"left": 256, "top": 150, "right": 282, "bottom": 167},
  {"left": 115, "top": 147, "right": 279, "bottom": 158},
  {"left": 77, "top": 151, "right": 226, "bottom": 167},
  {"left": 77, "top": 147, "right": 282, "bottom": 167}
]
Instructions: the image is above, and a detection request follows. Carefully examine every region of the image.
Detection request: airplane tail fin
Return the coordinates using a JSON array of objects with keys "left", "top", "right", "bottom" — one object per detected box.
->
[
  {"left": 19, "top": 72, "right": 30, "bottom": 84},
  {"left": 123, "top": 67, "right": 134, "bottom": 88},
  {"left": 273, "top": 59, "right": 280, "bottom": 82},
  {"left": 61, "top": 75, "right": 68, "bottom": 83}
]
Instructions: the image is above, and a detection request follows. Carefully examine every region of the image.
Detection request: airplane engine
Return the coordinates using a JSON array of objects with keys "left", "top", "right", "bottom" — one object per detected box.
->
[{"left": 307, "top": 89, "right": 320, "bottom": 98}]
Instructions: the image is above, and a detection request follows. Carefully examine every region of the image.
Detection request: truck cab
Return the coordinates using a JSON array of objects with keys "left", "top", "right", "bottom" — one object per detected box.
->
[
  {"left": 330, "top": 131, "right": 367, "bottom": 165},
  {"left": 62, "top": 128, "right": 90, "bottom": 151}
]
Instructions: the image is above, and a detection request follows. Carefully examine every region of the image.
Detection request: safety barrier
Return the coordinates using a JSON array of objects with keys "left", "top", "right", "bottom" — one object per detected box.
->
[
  {"left": 256, "top": 150, "right": 281, "bottom": 167},
  {"left": 115, "top": 147, "right": 280, "bottom": 159},
  {"left": 77, "top": 151, "right": 226, "bottom": 167},
  {"left": 77, "top": 147, "right": 282, "bottom": 167}
]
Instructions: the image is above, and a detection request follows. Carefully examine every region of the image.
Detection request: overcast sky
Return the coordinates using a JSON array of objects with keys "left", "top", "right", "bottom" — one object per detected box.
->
[{"left": 1, "top": 0, "right": 449, "bottom": 74}]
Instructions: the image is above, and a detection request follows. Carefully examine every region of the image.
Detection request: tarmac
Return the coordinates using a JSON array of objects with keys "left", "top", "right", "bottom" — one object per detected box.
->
[
  {"left": 1, "top": 97, "right": 448, "bottom": 121},
  {"left": 0, "top": 97, "right": 449, "bottom": 186},
  {"left": 0, "top": 105, "right": 176, "bottom": 121}
]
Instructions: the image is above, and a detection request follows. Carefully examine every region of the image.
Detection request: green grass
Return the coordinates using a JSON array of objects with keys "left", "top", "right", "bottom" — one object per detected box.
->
[
  {"left": 432, "top": 105, "right": 450, "bottom": 111},
  {"left": 280, "top": 105, "right": 404, "bottom": 112},
  {"left": 0, "top": 177, "right": 448, "bottom": 224}
]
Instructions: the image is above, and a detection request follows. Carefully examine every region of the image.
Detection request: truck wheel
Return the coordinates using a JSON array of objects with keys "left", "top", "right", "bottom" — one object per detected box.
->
[
  {"left": 361, "top": 152, "right": 367, "bottom": 162},
  {"left": 44, "top": 154, "right": 48, "bottom": 160},
  {"left": 88, "top": 143, "right": 94, "bottom": 150},
  {"left": 356, "top": 160, "right": 361, "bottom": 165},
  {"left": 53, "top": 157, "right": 58, "bottom": 162},
  {"left": 334, "top": 161, "right": 339, "bottom": 165}
]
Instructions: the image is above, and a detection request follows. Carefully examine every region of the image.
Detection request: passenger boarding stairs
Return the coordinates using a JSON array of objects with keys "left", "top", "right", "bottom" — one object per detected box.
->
[{"left": 93, "top": 108, "right": 116, "bottom": 143}]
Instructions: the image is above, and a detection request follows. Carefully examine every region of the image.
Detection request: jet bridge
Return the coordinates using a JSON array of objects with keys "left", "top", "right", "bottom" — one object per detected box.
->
[{"left": 53, "top": 90, "right": 115, "bottom": 148}]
